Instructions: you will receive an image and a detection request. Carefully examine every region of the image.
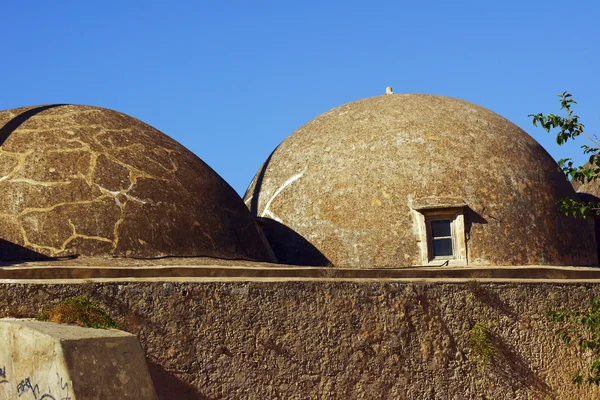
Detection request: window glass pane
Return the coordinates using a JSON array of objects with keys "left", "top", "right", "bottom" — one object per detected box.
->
[
  {"left": 433, "top": 238, "right": 453, "bottom": 257},
  {"left": 431, "top": 220, "right": 451, "bottom": 237}
]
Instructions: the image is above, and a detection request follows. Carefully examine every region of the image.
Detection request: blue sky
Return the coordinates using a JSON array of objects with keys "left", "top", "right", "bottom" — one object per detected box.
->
[{"left": 1, "top": 1, "right": 598, "bottom": 195}]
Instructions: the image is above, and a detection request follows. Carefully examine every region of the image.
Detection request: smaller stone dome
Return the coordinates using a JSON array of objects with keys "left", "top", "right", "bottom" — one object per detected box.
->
[
  {"left": 0, "top": 104, "right": 275, "bottom": 262},
  {"left": 573, "top": 167, "right": 600, "bottom": 202}
]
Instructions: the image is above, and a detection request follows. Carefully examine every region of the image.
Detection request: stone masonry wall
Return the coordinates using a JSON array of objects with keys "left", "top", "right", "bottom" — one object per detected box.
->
[{"left": 1, "top": 280, "right": 600, "bottom": 399}]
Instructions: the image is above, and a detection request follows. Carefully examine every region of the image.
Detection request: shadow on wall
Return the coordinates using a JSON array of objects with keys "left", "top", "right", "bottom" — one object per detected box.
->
[
  {"left": 577, "top": 192, "right": 600, "bottom": 264},
  {"left": 464, "top": 206, "right": 487, "bottom": 259},
  {"left": 490, "top": 331, "right": 553, "bottom": 396},
  {"left": 248, "top": 147, "right": 278, "bottom": 217},
  {"left": 464, "top": 206, "right": 488, "bottom": 226},
  {"left": 256, "top": 217, "right": 332, "bottom": 266},
  {"left": 0, "top": 105, "right": 75, "bottom": 265},
  {"left": 464, "top": 205, "right": 488, "bottom": 241},
  {"left": 0, "top": 104, "right": 67, "bottom": 145},
  {"left": 576, "top": 192, "right": 600, "bottom": 204},
  {"left": 146, "top": 360, "right": 213, "bottom": 400},
  {"left": 247, "top": 147, "right": 333, "bottom": 266},
  {"left": 0, "top": 239, "right": 75, "bottom": 265},
  {"left": 257, "top": 206, "right": 490, "bottom": 267},
  {"left": 253, "top": 207, "right": 489, "bottom": 268}
]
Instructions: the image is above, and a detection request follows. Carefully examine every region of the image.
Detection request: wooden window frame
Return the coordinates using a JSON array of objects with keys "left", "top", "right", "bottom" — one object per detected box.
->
[{"left": 427, "top": 217, "right": 456, "bottom": 260}]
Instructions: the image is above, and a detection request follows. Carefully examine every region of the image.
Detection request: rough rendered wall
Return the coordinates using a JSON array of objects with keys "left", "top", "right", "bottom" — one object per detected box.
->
[{"left": 1, "top": 281, "right": 600, "bottom": 399}]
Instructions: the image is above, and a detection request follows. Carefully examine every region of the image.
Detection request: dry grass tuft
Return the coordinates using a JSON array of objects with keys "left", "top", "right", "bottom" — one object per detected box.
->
[{"left": 37, "top": 295, "right": 119, "bottom": 329}]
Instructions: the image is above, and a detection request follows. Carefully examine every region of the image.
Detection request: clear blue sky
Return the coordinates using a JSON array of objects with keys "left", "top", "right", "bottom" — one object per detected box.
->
[{"left": 1, "top": 1, "right": 598, "bottom": 195}]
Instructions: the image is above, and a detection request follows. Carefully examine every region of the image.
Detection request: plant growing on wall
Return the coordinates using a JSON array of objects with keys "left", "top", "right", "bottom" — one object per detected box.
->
[
  {"left": 532, "top": 94, "right": 600, "bottom": 386},
  {"left": 468, "top": 321, "right": 495, "bottom": 366},
  {"left": 529, "top": 92, "right": 600, "bottom": 217},
  {"left": 37, "top": 295, "right": 119, "bottom": 329},
  {"left": 550, "top": 296, "right": 600, "bottom": 386}
]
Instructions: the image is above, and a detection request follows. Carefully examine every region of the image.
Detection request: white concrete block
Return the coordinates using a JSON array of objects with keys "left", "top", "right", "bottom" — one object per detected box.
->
[{"left": 0, "top": 319, "right": 157, "bottom": 400}]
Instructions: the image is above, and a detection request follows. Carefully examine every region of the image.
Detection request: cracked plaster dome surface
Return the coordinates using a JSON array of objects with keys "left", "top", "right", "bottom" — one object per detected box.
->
[
  {"left": 0, "top": 104, "right": 275, "bottom": 261},
  {"left": 245, "top": 94, "right": 597, "bottom": 267}
]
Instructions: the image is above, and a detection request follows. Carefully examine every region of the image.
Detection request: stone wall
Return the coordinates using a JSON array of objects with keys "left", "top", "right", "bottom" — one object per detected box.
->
[{"left": 1, "top": 280, "right": 600, "bottom": 399}]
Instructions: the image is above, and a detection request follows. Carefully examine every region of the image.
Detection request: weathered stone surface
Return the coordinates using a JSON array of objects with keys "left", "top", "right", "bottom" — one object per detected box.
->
[
  {"left": 572, "top": 166, "right": 600, "bottom": 202},
  {"left": 0, "top": 105, "right": 275, "bottom": 262},
  {"left": 1, "top": 280, "right": 600, "bottom": 399},
  {"left": 0, "top": 319, "right": 157, "bottom": 399},
  {"left": 244, "top": 94, "right": 596, "bottom": 267}
]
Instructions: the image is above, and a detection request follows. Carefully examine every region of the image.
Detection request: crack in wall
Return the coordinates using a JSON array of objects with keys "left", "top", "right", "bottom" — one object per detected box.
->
[
  {"left": 260, "top": 167, "right": 307, "bottom": 223},
  {"left": 0, "top": 108, "right": 184, "bottom": 257}
]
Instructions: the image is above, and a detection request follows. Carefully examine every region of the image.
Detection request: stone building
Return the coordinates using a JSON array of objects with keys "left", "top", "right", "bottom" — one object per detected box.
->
[
  {"left": 245, "top": 93, "right": 597, "bottom": 267},
  {"left": 0, "top": 97, "right": 596, "bottom": 267},
  {"left": 1, "top": 95, "right": 600, "bottom": 399},
  {"left": 0, "top": 104, "right": 274, "bottom": 262}
]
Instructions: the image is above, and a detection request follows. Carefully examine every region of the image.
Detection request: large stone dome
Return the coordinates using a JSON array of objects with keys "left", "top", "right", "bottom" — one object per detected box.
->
[
  {"left": 0, "top": 104, "right": 275, "bottom": 261},
  {"left": 245, "top": 94, "right": 597, "bottom": 267}
]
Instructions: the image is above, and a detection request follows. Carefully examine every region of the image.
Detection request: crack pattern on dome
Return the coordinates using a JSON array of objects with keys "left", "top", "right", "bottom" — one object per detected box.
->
[
  {"left": 0, "top": 119, "right": 177, "bottom": 256},
  {"left": 0, "top": 105, "right": 264, "bottom": 260}
]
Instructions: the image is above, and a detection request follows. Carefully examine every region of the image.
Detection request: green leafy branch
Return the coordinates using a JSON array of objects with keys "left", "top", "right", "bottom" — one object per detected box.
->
[{"left": 529, "top": 92, "right": 600, "bottom": 217}]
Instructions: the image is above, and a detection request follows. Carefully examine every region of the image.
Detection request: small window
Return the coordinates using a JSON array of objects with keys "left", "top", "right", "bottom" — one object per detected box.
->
[
  {"left": 412, "top": 203, "right": 467, "bottom": 265},
  {"left": 430, "top": 219, "right": 453, "bottom": 257}
]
